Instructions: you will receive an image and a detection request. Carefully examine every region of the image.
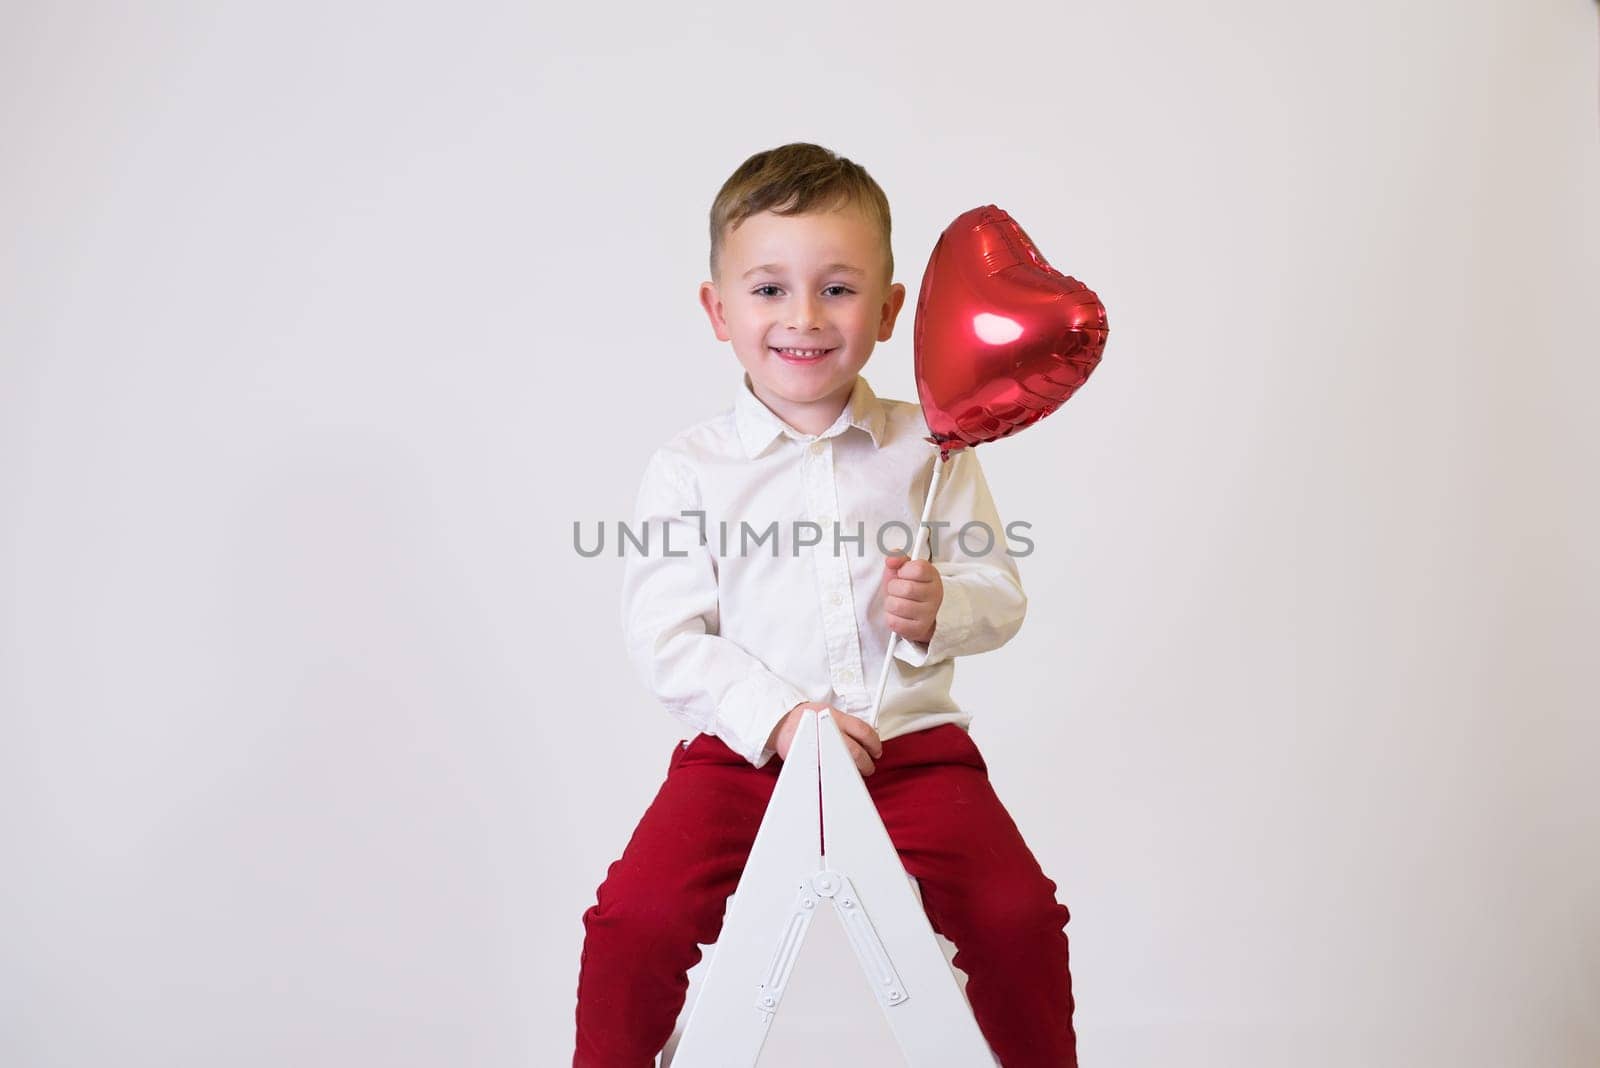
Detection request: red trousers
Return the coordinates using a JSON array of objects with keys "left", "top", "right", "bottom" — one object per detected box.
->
[{"left": 572, "top": 723, "right": 1078, "bottom": 1066}]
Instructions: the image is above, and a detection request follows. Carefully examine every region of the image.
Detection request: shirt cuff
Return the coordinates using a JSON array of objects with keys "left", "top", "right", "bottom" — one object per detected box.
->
[
  {"left": 716, "top": 668, "right": 809, "bottom": 769},
  {"left": 891, "top": 570, "right": 972, "bottom": 669}
]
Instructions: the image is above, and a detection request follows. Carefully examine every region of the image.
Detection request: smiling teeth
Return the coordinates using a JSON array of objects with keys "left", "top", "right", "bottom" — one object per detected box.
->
[{"left": 776, "top": 347, "right": 830, "bottom": 356}]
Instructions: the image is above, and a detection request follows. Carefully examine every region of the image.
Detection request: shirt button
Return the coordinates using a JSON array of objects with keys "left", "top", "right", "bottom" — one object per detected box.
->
[
  {"left": 809, "top": 441, "right": 825, "bottom": 455},
  {"left": 830, "top": 592, "right": 842, "bottom": 606}
]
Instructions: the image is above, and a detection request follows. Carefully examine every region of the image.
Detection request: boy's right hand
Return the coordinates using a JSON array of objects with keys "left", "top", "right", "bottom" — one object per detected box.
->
[{"left": 768, "top": 701, "right": 884, "bottom": 776}]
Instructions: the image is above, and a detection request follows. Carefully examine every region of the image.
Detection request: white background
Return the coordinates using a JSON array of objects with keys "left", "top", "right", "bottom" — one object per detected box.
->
[{"left": 3, "top": 2, "right": 1596, "bottom": 1065}]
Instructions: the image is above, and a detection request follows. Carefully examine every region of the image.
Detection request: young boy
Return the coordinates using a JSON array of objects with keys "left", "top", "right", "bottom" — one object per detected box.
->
[{"left": 572, "top": 143, "right": 1078, "bottom": 1067}]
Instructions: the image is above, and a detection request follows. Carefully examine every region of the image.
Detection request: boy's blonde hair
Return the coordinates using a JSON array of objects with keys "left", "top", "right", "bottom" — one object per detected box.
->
[{"left": 708, "top": 142, "right": 894, "bottom": 287}]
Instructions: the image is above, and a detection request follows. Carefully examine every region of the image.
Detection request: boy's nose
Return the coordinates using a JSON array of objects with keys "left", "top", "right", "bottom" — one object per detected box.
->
[{"left": 787, "top": 296, "right": 822, "bottom": 330}]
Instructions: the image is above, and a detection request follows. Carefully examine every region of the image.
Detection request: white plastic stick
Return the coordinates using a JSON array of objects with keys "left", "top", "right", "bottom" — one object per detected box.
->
[{"left": 865, "top": 449, "right": 957, "bottom": 730}]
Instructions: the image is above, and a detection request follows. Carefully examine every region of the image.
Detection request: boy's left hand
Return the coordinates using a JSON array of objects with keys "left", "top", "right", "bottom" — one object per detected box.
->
[{"left": 882, "top": 555, "right": 942, "bottom": 645}]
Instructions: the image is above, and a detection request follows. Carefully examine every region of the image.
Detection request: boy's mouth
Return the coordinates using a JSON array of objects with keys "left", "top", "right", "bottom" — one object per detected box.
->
[{"left": 771, "top": 345, "right": 837, "bottom": 364}]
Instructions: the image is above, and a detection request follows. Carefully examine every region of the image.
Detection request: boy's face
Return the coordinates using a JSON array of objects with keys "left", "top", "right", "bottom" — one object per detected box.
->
[{"left": 699, "top": 203, "right": 907, "bottom": 431}]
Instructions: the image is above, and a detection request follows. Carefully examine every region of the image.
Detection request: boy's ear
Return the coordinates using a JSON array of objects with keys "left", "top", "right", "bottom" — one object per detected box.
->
[
  {"left": 699, "top": 281, "right": 732, "bottom": 342},
  {"left": 876, "top": 282, "right": 908, "bottom": 342}
]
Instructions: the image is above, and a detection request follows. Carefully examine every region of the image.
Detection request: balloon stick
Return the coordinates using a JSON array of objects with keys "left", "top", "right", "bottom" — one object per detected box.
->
[{"left": 865, "top": 448, "right": 960, "bottom": 730}]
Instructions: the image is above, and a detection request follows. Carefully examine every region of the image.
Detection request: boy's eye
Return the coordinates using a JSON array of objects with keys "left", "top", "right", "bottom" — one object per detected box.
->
[{"left": 751, "top": 284, "right": 856, "bottom": 298}]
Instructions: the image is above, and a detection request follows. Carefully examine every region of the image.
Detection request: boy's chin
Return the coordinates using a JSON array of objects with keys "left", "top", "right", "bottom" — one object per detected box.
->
[{"left": 756, "top": 375, "right": 857, "bottom": 405}]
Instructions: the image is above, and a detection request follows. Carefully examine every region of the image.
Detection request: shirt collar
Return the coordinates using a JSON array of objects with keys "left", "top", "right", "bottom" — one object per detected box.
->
[{"left": 733, "top": 372, "right": 888, "bottom": 459}]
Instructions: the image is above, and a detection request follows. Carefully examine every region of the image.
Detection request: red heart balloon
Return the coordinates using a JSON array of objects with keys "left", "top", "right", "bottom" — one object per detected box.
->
[{"left": 914, "top": 205, "right": 1109, "bottom": 458}]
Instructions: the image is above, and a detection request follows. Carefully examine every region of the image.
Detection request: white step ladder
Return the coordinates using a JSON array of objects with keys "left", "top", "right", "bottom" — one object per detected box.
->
[{"left": 661, "top": 709, "right": 1000, "bottom": 1066}]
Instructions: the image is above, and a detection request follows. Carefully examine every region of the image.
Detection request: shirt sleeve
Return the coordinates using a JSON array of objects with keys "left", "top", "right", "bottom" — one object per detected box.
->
[
  {"left": 892, "top": 447, "right": 1028, "bottom": 668},
  {"left": 620, "top": 447, "right": 809, "bottom": 768}
]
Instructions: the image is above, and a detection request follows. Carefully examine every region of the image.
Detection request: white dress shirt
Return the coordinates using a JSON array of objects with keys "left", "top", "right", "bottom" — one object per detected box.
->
[{"left": 620, "top": 371, "right": 1027, "bottom": 768}]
